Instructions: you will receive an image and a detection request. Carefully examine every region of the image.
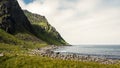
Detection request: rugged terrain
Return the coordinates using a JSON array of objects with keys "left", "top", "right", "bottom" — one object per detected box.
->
[
  {"left": 0, "top": 0, "right": 67, "bottom": 46},
  {"left": 1, "top": 0, "right": 120, "bottom": 68},
  {"left": 24, "top": 10, "right": 66, "bottom": 45}
]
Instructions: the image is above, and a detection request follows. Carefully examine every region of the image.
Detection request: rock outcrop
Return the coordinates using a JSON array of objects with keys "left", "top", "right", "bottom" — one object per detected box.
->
[
  {"left": 0, "top": 0, "right": 33, "bottom": 34},
  {"left": 24, "top": 10, "right": 67, "bottom": 45},
  {"left": 0, "top": 0, "right": 67, "bottom": 45}
]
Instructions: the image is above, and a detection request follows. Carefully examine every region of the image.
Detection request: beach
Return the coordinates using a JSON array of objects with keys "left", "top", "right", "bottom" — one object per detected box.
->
[{"left": 29, "top": 45, "right": 120, "bottom": 64}]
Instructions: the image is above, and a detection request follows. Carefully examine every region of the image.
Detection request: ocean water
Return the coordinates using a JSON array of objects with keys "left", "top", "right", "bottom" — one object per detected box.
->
[{"left": 54, "top": 45, "right": 120, "bottom": 59}]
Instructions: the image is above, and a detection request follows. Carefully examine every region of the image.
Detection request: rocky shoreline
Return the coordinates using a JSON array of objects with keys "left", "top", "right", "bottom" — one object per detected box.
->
[{"left": 29, "top": 45, "right": 119, "bottom": 64}]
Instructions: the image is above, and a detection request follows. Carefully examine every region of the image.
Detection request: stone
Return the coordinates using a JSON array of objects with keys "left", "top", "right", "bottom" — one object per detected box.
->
[
  {"left": 0, "top": 0, "right": 34, "bottom": 34},
  {"left": 0, "top": 53, "right": 3, "bottom": 56}
]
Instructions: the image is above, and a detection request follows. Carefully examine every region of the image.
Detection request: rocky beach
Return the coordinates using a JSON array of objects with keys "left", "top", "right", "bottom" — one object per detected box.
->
[{"left": 29, "top": 45, "right": 120, "bottom": 64}]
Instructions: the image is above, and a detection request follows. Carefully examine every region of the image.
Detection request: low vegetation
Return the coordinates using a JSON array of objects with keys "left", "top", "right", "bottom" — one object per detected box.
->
[
  {"left": 0, "top": 28, "right": 120, "bottom": 68},
  {"left": 0, "top": 54, "right": 120, "bottom": 68},
  {"left": 0, "top": 0, "right": 119, "bottom": 68},
  {"left": 0, "top": 42, "right": 120, "bottom": 68},
  {"left": 24, "top": 10, "right": 67, "bottom": 45}
]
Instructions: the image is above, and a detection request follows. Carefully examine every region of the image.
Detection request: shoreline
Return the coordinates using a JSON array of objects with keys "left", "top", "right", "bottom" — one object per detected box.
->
[
  {"left": 55, "top": 52, "right": 120, "bottom": 60},
  {"left": 29, "top": 45, "right": 120, "bottom": 64}
]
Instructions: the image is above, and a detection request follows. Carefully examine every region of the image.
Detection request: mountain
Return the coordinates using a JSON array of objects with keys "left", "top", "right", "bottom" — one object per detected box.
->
[
  {"left": 23, "top": 10, "right": 67, "bottom": 45},
  {"left": 0, "top": 0, "right": 33, "bottom": 33},
  {"left": 0, "top": 0, "right": 67, "bottom": 46}
]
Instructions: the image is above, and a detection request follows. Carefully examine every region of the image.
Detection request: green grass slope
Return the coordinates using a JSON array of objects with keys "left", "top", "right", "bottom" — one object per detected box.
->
[
  {"left": 24, "top": 10, "right": 67, "bottom": 45},
  {"left": 0, "top": 29, "right": 23, "bottom": 45},
  {"left": 0, "top": 29, "right": 47, "bottom": 50},
  {"left": 0, "top": 0, "right": 67, "bottom": 45}
]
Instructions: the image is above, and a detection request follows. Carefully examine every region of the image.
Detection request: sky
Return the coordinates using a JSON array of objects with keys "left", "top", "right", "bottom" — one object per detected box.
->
[
  {"left": 17, "top": 0, "right": 120, "bottom": 45},
  {"left": 23, "top": 0, "right": 33, "bottom": 4}
]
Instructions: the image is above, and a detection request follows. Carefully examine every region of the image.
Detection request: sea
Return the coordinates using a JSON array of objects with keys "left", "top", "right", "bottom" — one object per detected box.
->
[{"left": 54, "top": 45, "right": 120, "bottom": 59}]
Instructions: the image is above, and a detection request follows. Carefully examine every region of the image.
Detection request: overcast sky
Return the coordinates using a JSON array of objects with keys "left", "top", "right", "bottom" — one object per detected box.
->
[{"left": 17, "top": 0, "right": 120, "bottom": 45}]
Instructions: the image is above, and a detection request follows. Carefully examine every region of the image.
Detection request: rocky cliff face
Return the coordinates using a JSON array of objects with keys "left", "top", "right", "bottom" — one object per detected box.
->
[
  {"left": 0, "top": 0, "right": 67, "bottom": 45},
  {"left": 24, "top": 10, "right": 67, "bottom": 45},
  {"left": 0, "top": 0, "right": 33, "bottom": 34}
]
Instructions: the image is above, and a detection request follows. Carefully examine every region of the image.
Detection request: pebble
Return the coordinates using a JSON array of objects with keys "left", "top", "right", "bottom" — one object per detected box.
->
[
  {"left": 0, "top": 53, "right": 4, "bottom": 57},
  {"left": 29, "top": 45, "right": 119, "bottom": 64}
]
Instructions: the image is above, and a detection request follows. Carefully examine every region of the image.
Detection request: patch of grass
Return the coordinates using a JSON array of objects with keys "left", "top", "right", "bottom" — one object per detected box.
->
[
  {"left": 0, "top": 29, "right": 23, "bottom": 45},
  {"left": 0, "top": 55, "right": 120, "bottom": 68},
  {"left": 0, "top": 29, "right": 47, "bottom": 49},
  {"left": 0, "top": 42, "right": 47, "bottom": 54},
  {"left": 0, "top": 43, "right": 22, "bottom": 53}
]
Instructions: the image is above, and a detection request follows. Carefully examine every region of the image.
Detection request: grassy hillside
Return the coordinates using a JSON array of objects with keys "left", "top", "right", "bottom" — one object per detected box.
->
[
  {"left": 0, "top": 29, "right": 23, "bottom": 45},
  {"left": 24, "top": 10, "right": 67, "bottom": 45},
  {"left": 0, "top": 29, "right": 47, "bottom": 49},
  {"left": 0, "top": 0, "right": 67, "bottom": 46},
  {"left": 0, "top": 0, "right": 34, "bottom": 34}
]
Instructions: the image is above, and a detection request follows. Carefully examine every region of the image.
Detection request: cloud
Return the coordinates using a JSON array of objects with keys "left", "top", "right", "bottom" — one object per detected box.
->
[{"left": 17, "top": 0, "right": 120, "bottom": 45}]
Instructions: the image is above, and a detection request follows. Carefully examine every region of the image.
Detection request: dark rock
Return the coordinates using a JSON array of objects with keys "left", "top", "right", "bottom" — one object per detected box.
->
[
  {"left": 0, "top": 0, "right": 34, "bottom": 34},
  {"left": 0, "top": 0, "right": 67, "bottom": 45}
]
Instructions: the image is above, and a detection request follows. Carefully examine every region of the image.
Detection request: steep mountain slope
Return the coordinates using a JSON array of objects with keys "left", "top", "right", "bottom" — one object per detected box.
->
[
  {"left": 24, "top": 10, "right": 67, "bottom": 45},
  {"left": 0, "top": 0, "right": 67, "bottom": 45},
  {"left": 0, "top": 0, "right": 33, "bottom": 33}
]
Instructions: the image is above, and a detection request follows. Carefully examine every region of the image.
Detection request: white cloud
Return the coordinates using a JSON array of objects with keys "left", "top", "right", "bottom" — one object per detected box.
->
[{"left": 17, "top": 0, "right": 120, "bottom": 45}]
